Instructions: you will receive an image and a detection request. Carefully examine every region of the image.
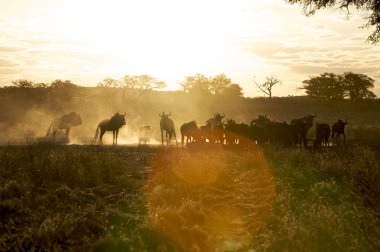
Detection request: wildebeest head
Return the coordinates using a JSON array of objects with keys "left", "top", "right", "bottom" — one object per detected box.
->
[
  {"left": 214, "top": 113, "right": 225, "bottom": 120},
  {"left": 65, "top": 112, "right": 82, "bottom": 126},
  {"left": 111, "top": 112, "right": 126, "bottom": 126},
  {"left": 159, "top": 112, "right": 171, "bottom": 119}
]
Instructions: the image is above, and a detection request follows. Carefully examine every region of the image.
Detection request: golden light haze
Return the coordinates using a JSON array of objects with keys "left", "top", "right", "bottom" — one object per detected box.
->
[{"left": 0, "top": 0, "right": 379, "bottom": 96}]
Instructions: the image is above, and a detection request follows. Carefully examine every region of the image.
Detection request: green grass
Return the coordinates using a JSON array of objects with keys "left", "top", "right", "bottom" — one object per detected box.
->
[{"left": 0, "top": 144, "right": 379, "bottom": 251}]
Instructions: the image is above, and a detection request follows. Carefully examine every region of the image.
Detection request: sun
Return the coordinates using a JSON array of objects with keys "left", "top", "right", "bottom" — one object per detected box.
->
[{"left": 50, "top": 0, "right": 252, "bottom": 88}]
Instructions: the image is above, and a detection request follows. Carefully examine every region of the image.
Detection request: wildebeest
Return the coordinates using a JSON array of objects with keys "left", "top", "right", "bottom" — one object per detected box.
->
[
  {"left": 313, "top": 123, "right": 331, "bottom": 148},
  {"left": 95, "top": 112, "right": 126, "bottom": 144},
  {"left": 206, "top": 113, "right": 225, "bottom": 130},
  {"left": 205, "top": 113, "right": 225, "bottom": 143},
  {"left": 46, "top": 112, "right": 82, "bottom": 141},
  {"left": 180, "top": 120, "right": 199, "bottom": 147},
  {"left": 159, "top": 112, "right": 177, "bottom": 146},
  {"left": 291, "top": 114, "right": 316, "bottom": 147},
  {"left": 266, "top": 121, "right": 297, "bottom": 147},
  {"left": 332, "top": 119, "right": 348, "bottom": 145},
  {"left": 224, "top": 119, "right": 251, "bottom": 145},
  {"left": 250, "top": 115, "right": 272, "bottom": 144},
  {"left": 138, "top": 125, "right": 151, "bottom": 145}
]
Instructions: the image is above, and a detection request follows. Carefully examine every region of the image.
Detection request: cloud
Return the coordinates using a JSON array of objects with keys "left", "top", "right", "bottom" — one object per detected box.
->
[{"left": 0, "top": 59, "right": 18, "bottom": 67}]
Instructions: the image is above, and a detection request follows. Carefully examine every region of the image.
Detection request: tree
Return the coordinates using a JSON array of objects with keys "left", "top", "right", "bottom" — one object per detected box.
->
[
  {"left": 50, "top": 79, "right": 77, "bottom": 89},
  {"left": 209, "top": 73, "right": 232, "bottom": 95},
  {"left": 300, "top": 72, "right": 376, "bottom": 100},
  {"left": 180, "top": 74, "right": 210, "bottom": 94},
  {"left": 255, "top": 76, "right": 281, "bottom": 98},
  {"left": 97, "top": 78, "right": 119, "bottom": 88},
  {"left": 12, "top": 79, "right": 35, "bottom": 88},
  {"left": 119, "top": 74, "right": 166, "bottom": 102},
  {"left": 286, "top": 0, "right": 380, "bottom": 44},
  {"left": 300, "top": 73, "right": 345, "bottom": 99},
  {"left": 223, "top": 84, "right": 244, "bottom": 98},
  {"left": 342, "top": 72, "right": 376, "bottom": 100}
]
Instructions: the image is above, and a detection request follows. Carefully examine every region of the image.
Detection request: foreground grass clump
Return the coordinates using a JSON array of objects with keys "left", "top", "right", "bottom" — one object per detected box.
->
[
  {"left": 0, "top": 145, "right": 146, "bottom": 251},
  {"left": 251, "top": 145, "right": 380, "bottom": 251}
]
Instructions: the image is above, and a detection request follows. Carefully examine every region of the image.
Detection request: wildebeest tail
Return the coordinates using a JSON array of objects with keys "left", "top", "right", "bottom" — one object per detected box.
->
[
  {"left": 94, "top": 124, "right": 100, "bottom": 140},
  {"left": 46, "top": 124, "right": 52, "bottom": 136}
]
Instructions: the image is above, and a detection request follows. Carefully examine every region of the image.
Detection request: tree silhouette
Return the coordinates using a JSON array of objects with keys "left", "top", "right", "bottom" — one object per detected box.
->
[
  {"left": 50, "top": 79, "right": 77, "bottom": 89},
  {"left": 12, "top": 79, "right": 35, "bottom": 88},
  {"left": 97, "top": 78, "right": 119, "bottom": 88},
  {"left": 255, "top": 76, "right": 281, "bottom": 98},
  {"left": 120, "top": 75, "right": 166, "bottom": 102},
  {"left": 286, "top": 0, "right": 380, "bottom": 44},
  {"left": 209, "top": 73, "right": 232, "bottom": 96},
  {"left": 300, "top": 72, "right": 376, "bottom": 100},
  {"left": 300, "top": 73, "right": 344, "bottom": 99},
  {"left": 180, "top": 74, "right": 210, "bottom": 94},
  {"left": 223, "top": 84, "right": 244, "bottom": 98},
  {"left": 343, "top": 72, "right": 376, "bottom": 100}
]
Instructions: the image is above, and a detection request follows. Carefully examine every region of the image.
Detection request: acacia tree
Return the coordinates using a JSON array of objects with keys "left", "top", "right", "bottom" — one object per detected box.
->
[
  {"left": 300, "top": 73, "right": 345, "bottom": 99},
  {"left": 50, "top": 79, "right": 77, "bottom": 89},
  {"left": 180, "top": 74, "right": 211, "bottom": 94},
  {"left": 97, "top": 77, "right": 119, "bottom": 88},
  {"left": 119, "top": 74, "right": 166, "bottom": 102},
  {"left": 300, "top": 72, "right": 376, "bottom": 100},
  {"left": 343, "top": 72, "right": 376, "bottom": 100},
  {"left": 12, "top": 79, "right": 35, "bottom": 88},
  {"left": 286, "top": 0, "right": 380, "bottom": 43},
  {"left": 255, "top": 76, "right": 281, "bottom": 98},
  {"left": 209, "top": 73, "right": 232, "bottom": 95},
  {"left": 222, "top": 84, "right": 243, "bottom": 98}
]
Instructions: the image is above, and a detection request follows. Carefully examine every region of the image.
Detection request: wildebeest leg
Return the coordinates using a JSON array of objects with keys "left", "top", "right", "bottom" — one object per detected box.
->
[
  {"left": 112, "top": 131, "right": 116, "bottom": 145},
  {"left": 343, "top": 133, "right": 345, "bottom": 144},
  {"left": 181, "top": 134, "right": 184, "bottom": 148},
  {"left": 161, "top": 130, "right": 164, "bottom": 146},
  {"left": 173, "top": 130, "right": 177, "bottom": 146},
  {"left": 65, "top": 127, "right": 71, "bottom": 137},
  {"left": 53, "top": 130, "right": 57, "bottom": 141},
  {"left": 115, "top": 130, "right": 119, "bottom": 145},
  {"left": 100, "top": 129, "right": 106, "bottom": 144}
]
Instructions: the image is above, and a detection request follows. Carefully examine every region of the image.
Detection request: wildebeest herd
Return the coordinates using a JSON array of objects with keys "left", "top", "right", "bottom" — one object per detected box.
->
[
  {"left": 178, "top": 113, "right": 348, "bottom": 148},
  {"left": 45, "top": 111, "right": 348, "bottom": 148}
]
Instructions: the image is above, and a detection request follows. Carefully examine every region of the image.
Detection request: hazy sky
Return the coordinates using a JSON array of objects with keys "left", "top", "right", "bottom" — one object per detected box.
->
[{"left": 0, "top": 0, "right": 379, "bottom": 97}]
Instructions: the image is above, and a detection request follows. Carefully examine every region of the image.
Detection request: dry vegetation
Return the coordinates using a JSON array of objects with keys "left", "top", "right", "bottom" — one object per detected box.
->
[{"left": 1, "top": 143, "right": 379, "bottom": 251}]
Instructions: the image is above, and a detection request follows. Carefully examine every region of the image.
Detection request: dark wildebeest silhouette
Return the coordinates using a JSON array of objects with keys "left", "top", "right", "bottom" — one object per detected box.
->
[
  {"left": 291, "top": 114, "right": 316, "bottom": 147},
  {"left": 332, "top": 119, "right": 348, "bottom": 145},
  {"left": 313, "top": 123, "right": 330, "bottom": 148},
  {"left": 46, "top": 112, "right": 82, "bottom": 141},
  {"left": 224, "top": 119, "right": 251, "bottom": 145},
  {"left": 250, "top": 115, "right": 272, "bottom": 144},
  {"left": 205, "top": 113, "right": 225, "bottom": 143},
  {"left": 95, "top": 113, "right": 126, "bottom": 144},
  {"left": 159, "top": 112, "right": 177, "bottom": 146},
  {"left": 138, "top": 125, "right": 151, "bottom": 145},
  {"left": 199, "top": 124, "right": 212, "bottom": 143},
  {"left": 266, "top": 121, "right": 297, "bottom": 147},
  {"left": 180, "top": 120, "right": 199, "bottom": 147}
]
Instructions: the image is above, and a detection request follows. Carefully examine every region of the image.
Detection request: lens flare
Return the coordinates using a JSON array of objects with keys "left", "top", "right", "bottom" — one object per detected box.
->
[{"left": 147, "top": 148, "right": 276, "bottom": 251}]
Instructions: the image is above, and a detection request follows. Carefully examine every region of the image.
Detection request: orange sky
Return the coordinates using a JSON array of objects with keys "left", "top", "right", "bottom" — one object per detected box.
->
[{"left": 0, "top": 0, "right": 379, "bottom": 97}]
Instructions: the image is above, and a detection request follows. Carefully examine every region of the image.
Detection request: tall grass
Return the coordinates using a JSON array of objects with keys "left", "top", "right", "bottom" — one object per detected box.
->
[
  {"left": 251, "top": 145, "right": 380, "bottom": 251},
  {"left": 0, "top": 145, "right": 138, "bottom": 251},
  {"left": 1, "top": 144, "right": 379, "bottom": 251}
]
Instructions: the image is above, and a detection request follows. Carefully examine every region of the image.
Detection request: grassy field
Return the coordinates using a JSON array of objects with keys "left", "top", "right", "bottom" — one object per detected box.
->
[{"left": 1, "top": 143, "right": 379, "bottom": 251}]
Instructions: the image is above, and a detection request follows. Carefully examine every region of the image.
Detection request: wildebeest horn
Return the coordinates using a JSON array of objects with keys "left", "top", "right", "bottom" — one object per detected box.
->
[
  {"left": 221, "top": 113, "right": 225, "bottom": 118},
  {"left": 214, "top": 113, "right": 218, "bottom": 117}
]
